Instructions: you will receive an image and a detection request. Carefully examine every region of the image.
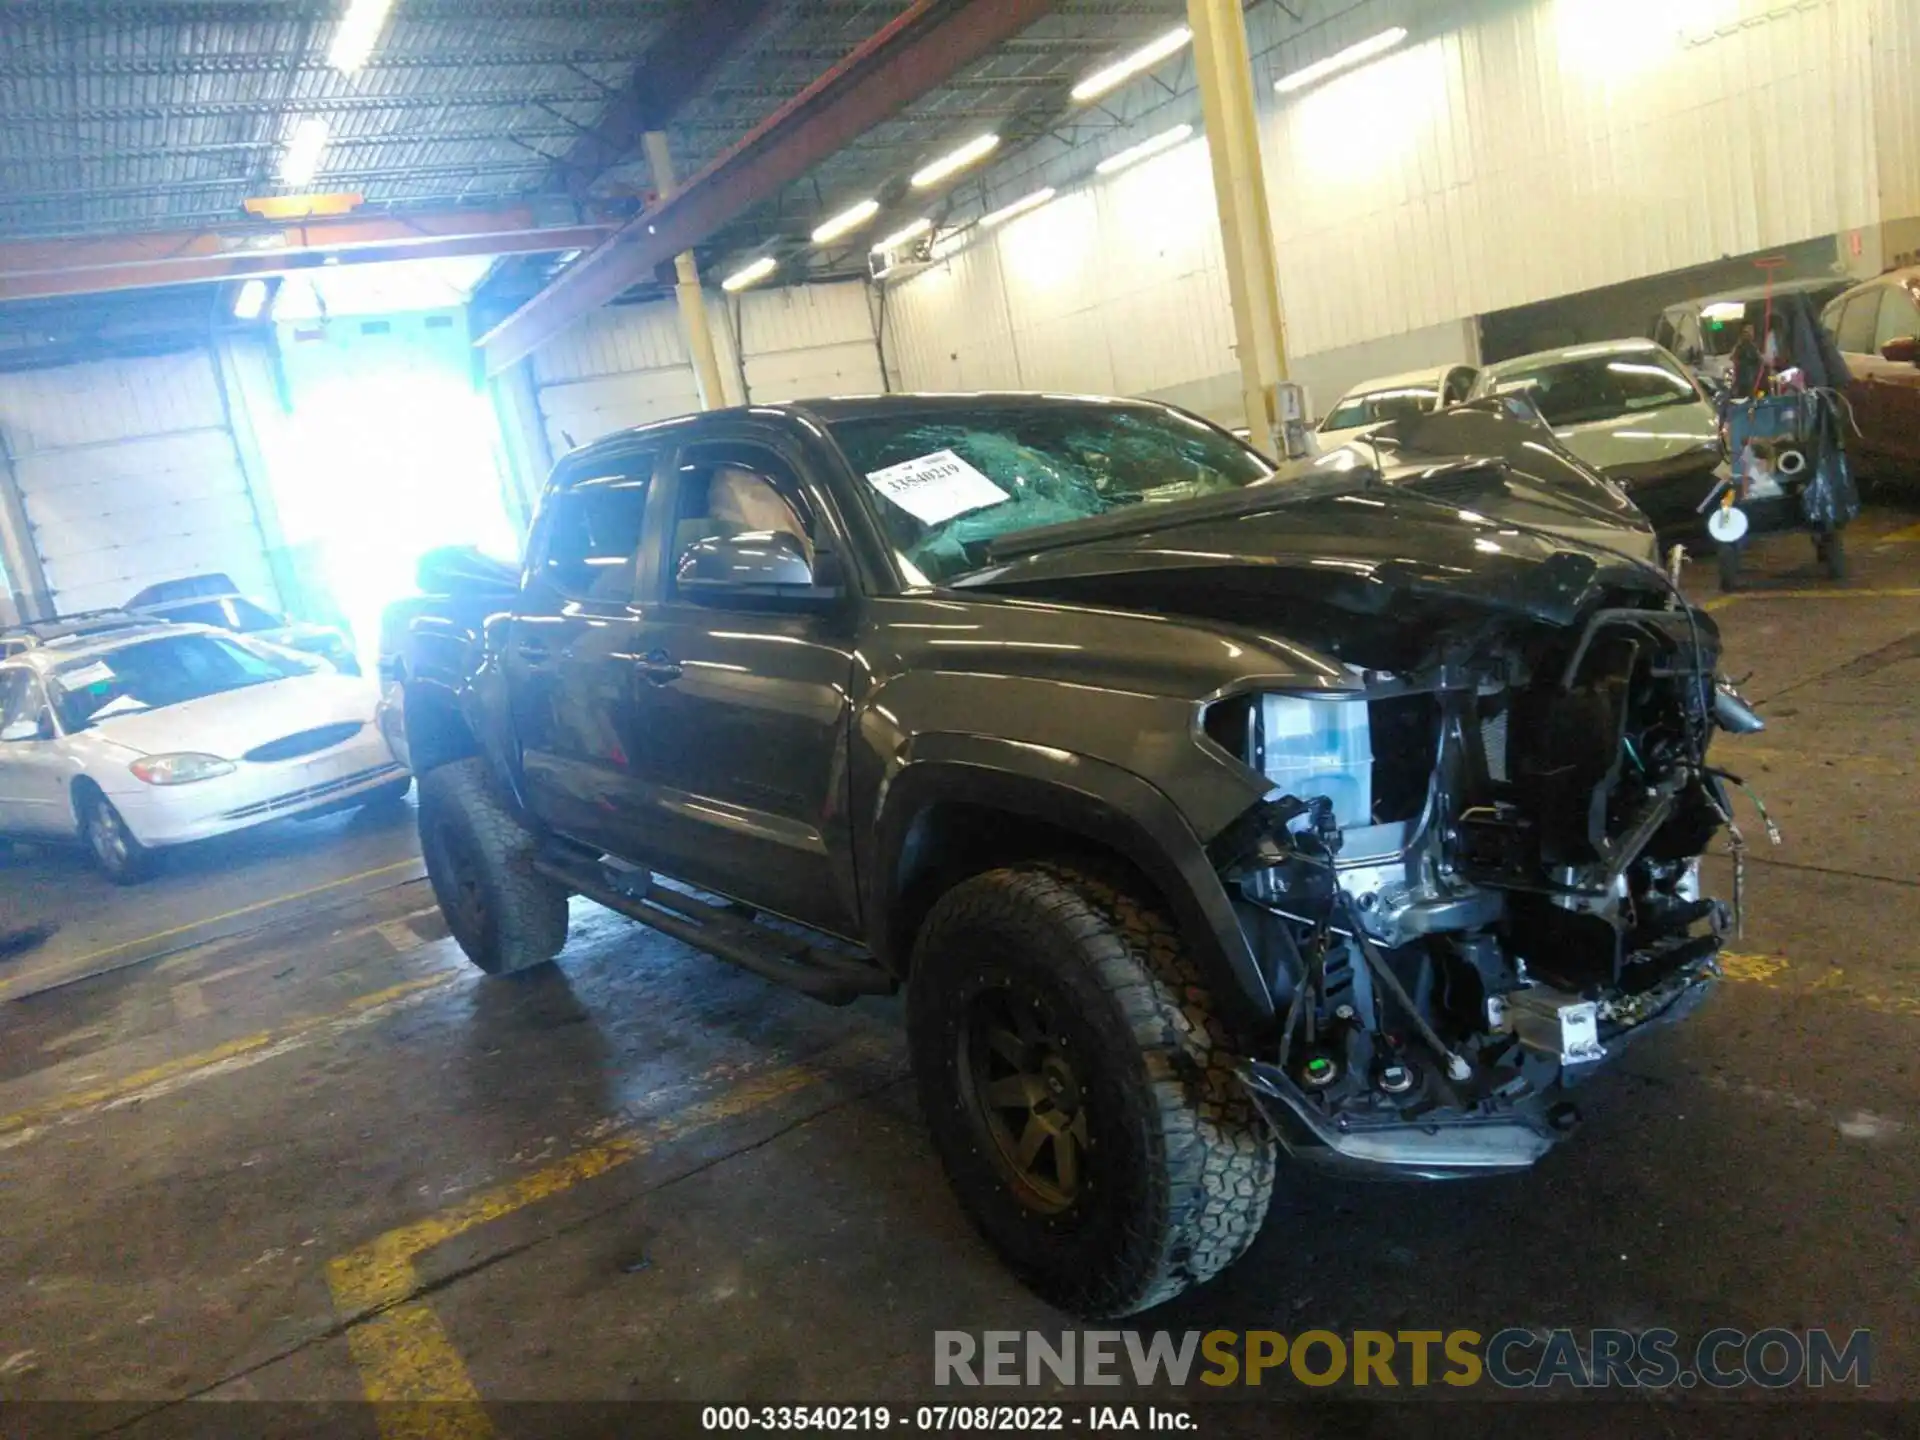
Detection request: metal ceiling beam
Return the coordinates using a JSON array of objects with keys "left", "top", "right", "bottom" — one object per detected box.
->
[
  {"left": 0, "top": 208, "right": 613, "bottom": 302},
  {"left": 551, "top": 0, "right": 787, "bottom": 202},
  {"left": 480, "top": 0, "right": 1060, "bottom": 374}
]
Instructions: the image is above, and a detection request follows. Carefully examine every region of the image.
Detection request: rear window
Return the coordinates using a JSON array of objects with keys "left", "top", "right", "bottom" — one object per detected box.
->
[
  {"left": 537, "top": 467, "right": 652, "bottom": 602},
  {"left": 1321, "top": 386, "right": 1438, "bottom": 433}
]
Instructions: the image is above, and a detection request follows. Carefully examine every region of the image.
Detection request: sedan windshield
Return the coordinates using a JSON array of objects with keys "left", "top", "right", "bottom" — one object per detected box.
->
[
  {"left": 1484, "top": 351, "right": 1699, "bottom": 427},
  {"left": 51, "top": 633, "right": 311, "bottom": 731},
  {"left": 1320, "top": 386, "right": 1437, "bottom": 433},
  {"left": 827, "top": 404, "right": 1274, "bottom": 584}
]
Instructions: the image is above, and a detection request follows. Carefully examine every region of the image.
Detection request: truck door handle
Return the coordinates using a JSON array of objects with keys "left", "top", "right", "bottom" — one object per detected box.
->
[
  {"left": 640, "top": 649, "right": 682, "bottom": 686},
  {"left": 515, "top": 638, "right": 551, "bottom": 662}
]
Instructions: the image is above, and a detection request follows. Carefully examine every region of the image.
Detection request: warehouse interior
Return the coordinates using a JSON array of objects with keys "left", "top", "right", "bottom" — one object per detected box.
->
[{"left": 1, "top": 0, "right": 1917, "bottom": 1430}]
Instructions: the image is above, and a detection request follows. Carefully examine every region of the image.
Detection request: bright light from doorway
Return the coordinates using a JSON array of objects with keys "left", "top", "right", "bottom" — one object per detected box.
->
[
  {"left": 1095, "top": 123, "right": 1193, "bottom": 175},
  {"left": 911, "top": 134, "right": 1000, "bottom": 189},
  {"left": 722, "top": 256, "right": 778, "bottom": 292},
  {"left": 279, "top": 117, "right": 330, "bottom": 187},
  {"left": 981, "top": 188, "right": 1056, "bottom": 227},
  {"left": 1275, "top": 27, "right": 1408, "bottom": 93},
  {"left": 1071, "top": 26, "right": 1192, "bottom": 102},
  {"left": 328, "top": 0, "right": 397, "bottom": 73},
  {"left": 232, "top": 279, "right": 270, "bottom": 320},
  {"left": 811, "top": 198, "right": 881, "bottom": 245}
]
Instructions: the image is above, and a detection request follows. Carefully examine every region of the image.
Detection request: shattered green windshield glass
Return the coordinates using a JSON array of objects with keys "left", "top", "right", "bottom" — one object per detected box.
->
[{"left": 828, "top": 405, "right": 1273, "bottom": 584}]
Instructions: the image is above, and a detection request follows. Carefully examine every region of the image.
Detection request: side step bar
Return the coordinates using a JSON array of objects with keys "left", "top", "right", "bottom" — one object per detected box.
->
[{"left": 533, "top": 851, "right": 894, "bottom": 1005}]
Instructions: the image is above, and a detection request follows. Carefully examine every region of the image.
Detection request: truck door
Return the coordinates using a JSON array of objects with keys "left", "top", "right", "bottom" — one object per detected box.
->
[
  {"left": 625, "top": 437, "right": 861, "bottom": 937},
  {"left": 1866, "top": 283, "right": 1920, "bottom": 467},
  {"left": 506, "top": 444, "right": 665, "bottom": 858}
]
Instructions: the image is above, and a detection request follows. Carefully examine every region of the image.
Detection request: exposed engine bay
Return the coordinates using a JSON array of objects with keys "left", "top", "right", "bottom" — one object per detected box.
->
[{"left": 1208, "top": 598, "right": 1765, "bottom": 1177}]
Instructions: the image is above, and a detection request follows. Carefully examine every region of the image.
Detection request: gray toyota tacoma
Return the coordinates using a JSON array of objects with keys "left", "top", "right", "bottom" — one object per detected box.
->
[{"left": 405, "top": 393, "right": 1757, "bottom": 1318}]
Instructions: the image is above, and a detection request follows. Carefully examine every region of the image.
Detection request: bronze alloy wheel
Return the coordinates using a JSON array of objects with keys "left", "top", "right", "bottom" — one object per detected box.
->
[{"left": 956, "top": 984, "right": 1092, "bottom": 1215}]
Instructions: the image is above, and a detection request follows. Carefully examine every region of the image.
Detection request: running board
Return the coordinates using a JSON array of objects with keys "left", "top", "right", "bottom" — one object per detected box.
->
[{"left": 532, "top": 852, "right": 893, "bottom": 1005}]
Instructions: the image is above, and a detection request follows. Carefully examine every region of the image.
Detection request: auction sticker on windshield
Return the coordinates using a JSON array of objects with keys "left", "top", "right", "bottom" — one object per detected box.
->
[
  {"left": 57, "top": 661, "right": 115, "bottom": 688},
  {"left": 864, "top": 449, "right": 1010, "bottom": 526}
]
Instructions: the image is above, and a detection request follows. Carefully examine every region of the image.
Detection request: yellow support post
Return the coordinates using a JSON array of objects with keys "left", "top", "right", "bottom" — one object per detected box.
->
[
  {"left": 1187, "top": 0, "right": 1303, "bottom": 456},
  {"left": 642, "top": 131, "right": 729, "bottom": 411}
]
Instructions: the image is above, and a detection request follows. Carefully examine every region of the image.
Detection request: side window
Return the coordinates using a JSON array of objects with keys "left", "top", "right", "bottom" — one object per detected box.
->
[
  {"left": 669, "top": 443, "right": 815, "bottom": 584},
  {"left": 1673, "top": 313, "right": 1703, "bottom": 364},
  {"left": 0, "top": 670, "right": 43, "bottom": 733},
  {"left": 1653, "top": 315, "right": 1677, "bottom": 349},
  {"left": 1834, "top": 291, "right": 1882, "bottom": 355},
  {"left": 1872, "top": 287, "right": 1920, "bottom": 351},
  {"left": 537, "top": 453, "right": 655, "bottom": 603},
  {"left": 1443, "top": 367, "right": 1476, "bottom": 405}
]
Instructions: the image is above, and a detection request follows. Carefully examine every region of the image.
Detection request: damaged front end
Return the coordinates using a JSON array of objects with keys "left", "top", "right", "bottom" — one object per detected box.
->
[{"left": 1206, "top": 601, "right": 1750, "bottom": 1179}]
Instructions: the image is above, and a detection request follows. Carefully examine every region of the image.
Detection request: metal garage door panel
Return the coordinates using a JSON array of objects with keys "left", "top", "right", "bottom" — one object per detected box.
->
[
  {"left": 0, "top": 351, "right": 272, "bottom": 615},
  {"left": 743, "top": 341, "right": 885, "bottom": 403},
  {"left": 536, "top": 367, "right": 701, "bottom": 454},
  {"left": 18, "top": 429, "right": 270, "bottom": 615}
]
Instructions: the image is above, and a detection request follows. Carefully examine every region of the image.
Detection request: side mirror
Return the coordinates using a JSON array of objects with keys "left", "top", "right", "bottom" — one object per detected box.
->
[
  {"left": 676, "top": 531, "right": 841, "bottom": 607},
  {"left": 1881, "top": 335, "right": 1920, "bottom": 365},
  {"left": 1, "top": 718, "right": 43, "bottom": 743}
]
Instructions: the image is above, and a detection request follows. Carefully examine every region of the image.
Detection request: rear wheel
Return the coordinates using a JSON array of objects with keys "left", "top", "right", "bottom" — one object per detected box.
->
[
  {"left": 418, "top": 757, "right": 567, "bottom": 975},
  {"left": 80, "top": 789, "right": 152, "bottom": 885},
  {"left": 907, "top": 862, "right": 1275, "bottom": 1317}
]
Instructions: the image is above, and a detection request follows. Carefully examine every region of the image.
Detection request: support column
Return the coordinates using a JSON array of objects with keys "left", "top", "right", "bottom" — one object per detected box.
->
[
  {"left": 0, "top": 426, "right": 51, "bottom": 620},
  {"left": 642, "top": 131, "right": 729, "bottom": 411},
  {"left": 1188, "top": 0, "right": 1304, "bottom": 456}
]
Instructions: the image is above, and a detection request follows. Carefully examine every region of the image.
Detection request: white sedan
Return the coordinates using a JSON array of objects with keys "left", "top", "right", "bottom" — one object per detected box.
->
[
  {"left": 0, "top": 623, "right": 408, "bottom": 882},
  {"left": 1315, "top": 363, "right": 1480, "bottom": 452}
]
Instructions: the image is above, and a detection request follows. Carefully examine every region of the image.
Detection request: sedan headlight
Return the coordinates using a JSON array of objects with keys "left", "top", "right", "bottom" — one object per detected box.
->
[{"left": 130, "top": 752, "right": 236, "bottom": 786}]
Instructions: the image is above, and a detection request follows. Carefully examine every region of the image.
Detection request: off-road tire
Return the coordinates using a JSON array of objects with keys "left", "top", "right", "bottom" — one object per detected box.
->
[
  {"left": 1717, "top": 540, "right": 1741, "bottom": 593},
  {"left": 907, "top": 862, "right": 1276, "bottom": 1317},
  {"left": 418, "top": 757, "right": 567, "bottom": 975},
  {"left": 79, "top": 788, "right": 153, "bottom": 885}
]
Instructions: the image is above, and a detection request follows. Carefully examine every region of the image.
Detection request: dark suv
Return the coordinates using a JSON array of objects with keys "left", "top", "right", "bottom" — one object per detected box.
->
[{"left": 405, "top": 393, "right": 1750, "bottom": 1317}]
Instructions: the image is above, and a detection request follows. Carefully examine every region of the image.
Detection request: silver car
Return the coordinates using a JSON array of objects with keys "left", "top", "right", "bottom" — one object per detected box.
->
[
  {"left": 1472, "top": 338, "right": 1723, "bottom": 530},
  {"left": 0, "top": 624, "right": 406, "bottom": 882}
]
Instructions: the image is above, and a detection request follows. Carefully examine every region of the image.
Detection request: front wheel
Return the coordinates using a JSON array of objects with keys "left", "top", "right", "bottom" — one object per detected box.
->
[
  {"left": 907, "top": 863, "right": 1276, "bottom": 1318},
  {"left": 418, "top": 758, "right": 568, "bottom": 975},
  {"left": 80, "top": 790, "right": 153, "bottom": 885}
]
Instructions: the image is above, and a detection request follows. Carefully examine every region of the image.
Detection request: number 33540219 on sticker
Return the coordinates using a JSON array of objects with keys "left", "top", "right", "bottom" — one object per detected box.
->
[{"left": 864, "top": 449, "right": 1010, "bottom": 525}]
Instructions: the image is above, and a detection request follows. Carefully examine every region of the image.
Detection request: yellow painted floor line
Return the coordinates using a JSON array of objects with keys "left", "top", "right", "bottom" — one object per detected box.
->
[
  {"left": 0, "top": 973, "right": 453, "bottom": 1145},
  {"left": 1705, "top": 586, "right": 1920, "bottom": 612},
  {"left": 325, "top": 1046, "right": 889, "bottom": 1435},
  {"left": 1720, "top": 950, "right": 1919, "bottom": 1020},
  {"left": 1878, "top": 521, "right": 1920, "bottom": 544},
  {"left": 1, "top": 858, "right": 426, "bottom": 998}
]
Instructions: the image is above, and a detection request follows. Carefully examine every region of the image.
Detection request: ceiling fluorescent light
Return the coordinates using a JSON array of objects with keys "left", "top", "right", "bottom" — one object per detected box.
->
[
  {"left": 232, "top": 279, "right": 269, "bottom": 320},
  {"left": 279, "top": 117, "right": 331, "bottom": 187},
  {"left": 1095, "top": 123, "right": 1193, "bottom": 175},
  {"left": 911, "top": 134, "right": 1001, "bottom": 189},
  {"left": 1071, "top": 25, "right": 1191, "bottom": 103},
  {"left": 721, "top": 256, "right": 777, "bottom": 293},
  {"left": 811, "top": 198, "right": 881, "bottom": 245},
  {"left": 981, "top": 187, "right": 1056, "bottom": 226},
  {"left": 328, "top": 0, "right": 396, "bottom": 73},
  {"left": 1275, "top": 27, "right": 1409, "bottom": 93},
  {"left": 873, "top": 218, "right": 932, "bottom": 253}
]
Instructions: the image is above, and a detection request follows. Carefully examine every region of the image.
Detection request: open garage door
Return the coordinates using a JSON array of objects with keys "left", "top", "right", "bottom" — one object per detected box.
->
[{"left": 0, "top": 350, "right": 275, "bottom": 615}]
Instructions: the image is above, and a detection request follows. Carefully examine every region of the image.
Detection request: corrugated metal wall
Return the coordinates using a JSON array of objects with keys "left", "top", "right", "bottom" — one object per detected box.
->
[
  {"left": 526, "top": 280, "right": 884, "bottom": 458},
  {"left": 888, "top": 0, "right": 1897, "bottom": 418},
  {"left": 0, "top": 349, "right": 276, "bottom": 615}
]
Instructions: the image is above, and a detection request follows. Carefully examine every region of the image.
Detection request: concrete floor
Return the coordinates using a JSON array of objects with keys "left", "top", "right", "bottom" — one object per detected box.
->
[{"left": 2, "top": 511, "right": 1917, "bottom": 1435}]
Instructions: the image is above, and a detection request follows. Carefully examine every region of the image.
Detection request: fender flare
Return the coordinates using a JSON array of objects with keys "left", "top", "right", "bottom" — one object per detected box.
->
[{"left": 869, "top": 734, "right": 1275, "bottom": 1032}]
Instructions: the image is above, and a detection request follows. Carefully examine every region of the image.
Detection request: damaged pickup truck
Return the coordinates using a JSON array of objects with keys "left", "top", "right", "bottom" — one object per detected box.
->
[{"left": 405, "top": 393, "right": 1760, "bottom": 1318}]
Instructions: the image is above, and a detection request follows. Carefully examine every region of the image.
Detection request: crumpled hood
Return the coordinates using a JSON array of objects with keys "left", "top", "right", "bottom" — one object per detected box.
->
[
  {"left": 959, "top": 483, "right": 1664, "bottom": 634},
  {"left": 83, "top": 673, "right": 379, "bottom": 759}
]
